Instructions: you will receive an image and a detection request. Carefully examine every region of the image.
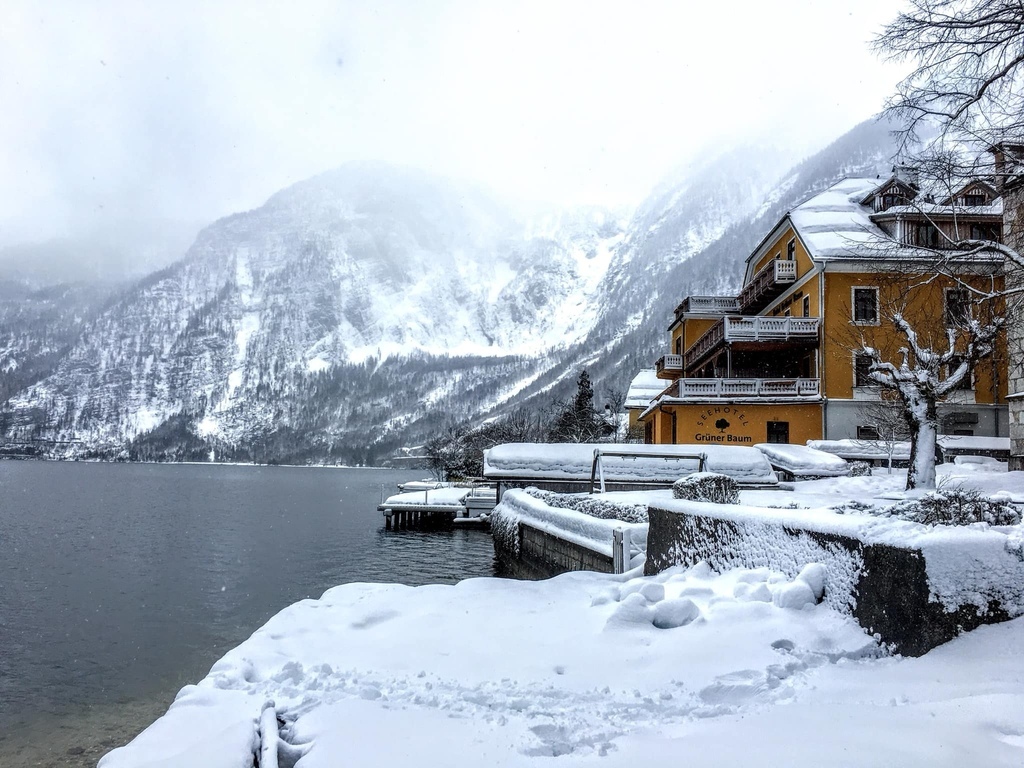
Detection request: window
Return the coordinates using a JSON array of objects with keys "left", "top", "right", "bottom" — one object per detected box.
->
[
  {"left": 946, "top": 355, "right": 973, "bottom": 390},
  {"left": 854, "top": 353, "right": 874, "bottom": 387},
  {"left": 852, "top": 287, "right": 878, "bottom": 323},
  {"left": 857, "top": 425, "right": 880, "bottom": 441},
  {"left": 786, "top": 239, "right": 796, "bottom": 260},
  {"left": 766, "top": 421, "right": 790, "bottom": 444},
  {"left": 674, "top": 336, "right": 681, "bottom": 355},
  {"left": 945, "top": 288, "right": 971, "bottom": 326},
  {"left": 802, "top": 295, "right": 810, "bottom": 317},
  {"left": 969, "top": 223, "right": 999, "bottom": 242},
  {"left": 914, "top": 222, "right": 943, "bottom": 248},
  {"left": 962, "top": 194, "right": 986, "bottom": 207}
]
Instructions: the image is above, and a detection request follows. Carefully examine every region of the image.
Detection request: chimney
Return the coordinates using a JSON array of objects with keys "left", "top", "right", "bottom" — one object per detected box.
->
[{"left": 893, "top": 164, "right": 920, "bottom": 189}]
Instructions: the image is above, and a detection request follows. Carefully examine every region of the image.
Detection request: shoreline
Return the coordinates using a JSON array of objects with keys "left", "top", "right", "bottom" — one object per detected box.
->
[{"left": 0, "top": 696, "right": 171, "bottom": 768}]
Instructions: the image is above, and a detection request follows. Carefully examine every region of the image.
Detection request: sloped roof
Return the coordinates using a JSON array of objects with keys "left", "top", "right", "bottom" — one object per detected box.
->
[
  {"left": 624, "top": 369, "right": 667, "bottom": 410},
  {"left": 789, "top": 177, "right": 1002, "bottom": 261},
  {"left": 789, "top": 178, "right": 886, "bottom": 260}
]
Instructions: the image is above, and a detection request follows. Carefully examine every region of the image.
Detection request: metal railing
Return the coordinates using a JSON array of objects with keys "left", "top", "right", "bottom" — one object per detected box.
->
[{"left": 589, "top": 448, "right": 707, "bottom": 494}]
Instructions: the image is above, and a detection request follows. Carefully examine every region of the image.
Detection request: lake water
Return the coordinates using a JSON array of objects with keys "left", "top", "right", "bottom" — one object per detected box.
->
[{"left": 0, "top": 461, "right": 497, "bottom": 766}]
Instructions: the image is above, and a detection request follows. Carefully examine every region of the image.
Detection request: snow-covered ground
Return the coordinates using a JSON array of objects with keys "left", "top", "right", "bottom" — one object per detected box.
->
[
  {"left": 100, "top": 562, "right": 1024, "bottom": 767},
  {"left": 100, "top": 464, "right": 1024, "bottom": 767}
]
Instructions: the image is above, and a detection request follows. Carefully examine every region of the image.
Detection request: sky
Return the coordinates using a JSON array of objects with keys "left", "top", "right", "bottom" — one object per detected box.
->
[{"left": 0, "top": 0, "right": 906, "bottom": 247}]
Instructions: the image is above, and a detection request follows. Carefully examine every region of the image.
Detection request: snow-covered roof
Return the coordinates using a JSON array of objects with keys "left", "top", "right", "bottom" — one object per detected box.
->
[
  {"left": 483, "top": 442, "right": 778, "bottom": 485},
  {"left": 624, "top": 369, "right": 666, "bottom": 410},
  {"left": 753, "top": 443, "right": 850, "bottom": 477},
  {"left": 788, "top": 178, "right": 1004, "bottom": 262},
  {"left": 788, "top": 178, "right": 889, "bottom": 260}
]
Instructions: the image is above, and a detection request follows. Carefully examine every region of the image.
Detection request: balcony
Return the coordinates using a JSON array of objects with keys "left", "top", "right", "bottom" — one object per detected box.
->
[
  {"left": 684, "top": 316, "right": 820, "bottom": 370},
  {"left": 655, "top": 354, "right": 684, "bottom": 380},
  {"left": 737, "top": 259, "right": 797, "bottom": 313},
  {"left": 680, "top": 296, "right": 741, "bottom": 314},
  {"left": 676, "top": 378, "right": 821, "bottom": 399}
]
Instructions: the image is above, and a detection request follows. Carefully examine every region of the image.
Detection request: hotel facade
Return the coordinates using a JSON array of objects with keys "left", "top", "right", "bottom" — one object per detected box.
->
[{"left": 637, "top": 175, "right": 1008, "bottom": 446}]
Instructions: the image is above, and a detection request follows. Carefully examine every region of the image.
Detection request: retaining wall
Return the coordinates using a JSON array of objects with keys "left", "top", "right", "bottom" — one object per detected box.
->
[
  {"left": 495, "top": 521, "right": 615, "bottom": 580},
  {"left": 645, "top": 499, "right": 1024, "bottom": 656}
]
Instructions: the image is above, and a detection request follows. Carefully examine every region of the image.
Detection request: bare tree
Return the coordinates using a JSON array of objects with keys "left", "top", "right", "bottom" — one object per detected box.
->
[
  {"left": 864, "top": 1, "right": 1024, "bottom": 486},
  {"left": 856, "top": 391, "right": 914, "bottom": 473},
  {"left": 862, "top": 309, "right": 1003, "bottom": 488},
  {"left": 877, "top": 0, "right": 1024, "bottom": 152}
]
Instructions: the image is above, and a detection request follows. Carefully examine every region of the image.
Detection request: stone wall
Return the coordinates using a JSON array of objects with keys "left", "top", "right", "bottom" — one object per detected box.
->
[
  {"left": 494, "top": 520, "right": 614, "bottom": 580},
  {"left": 645, "top": 501, "right": 1019, "bottom": 656}
]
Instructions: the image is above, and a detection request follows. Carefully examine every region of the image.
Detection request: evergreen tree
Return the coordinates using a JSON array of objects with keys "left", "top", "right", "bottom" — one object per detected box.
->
[{"left": 548, "top": 370, "right": 610, "bottom": 443}]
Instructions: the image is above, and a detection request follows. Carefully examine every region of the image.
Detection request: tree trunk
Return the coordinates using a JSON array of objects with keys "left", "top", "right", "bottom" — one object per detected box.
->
[{"left": 906, "top": 394, "right": 939, "bottom": 491}]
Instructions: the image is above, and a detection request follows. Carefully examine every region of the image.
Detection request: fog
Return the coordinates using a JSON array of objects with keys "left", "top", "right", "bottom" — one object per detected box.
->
[{"left": 0, "top": 0, "right": 903, "bottom": 251}]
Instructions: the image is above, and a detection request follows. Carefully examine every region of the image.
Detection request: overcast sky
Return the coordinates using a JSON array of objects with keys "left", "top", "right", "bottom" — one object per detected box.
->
[{"left": 0, "top": 0, "right": 905, "bottom": 246}]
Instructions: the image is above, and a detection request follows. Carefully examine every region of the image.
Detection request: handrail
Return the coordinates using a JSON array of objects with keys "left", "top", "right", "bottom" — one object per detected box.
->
[{"left": 589, "top": 449, "right": 708, "bottom": 494}]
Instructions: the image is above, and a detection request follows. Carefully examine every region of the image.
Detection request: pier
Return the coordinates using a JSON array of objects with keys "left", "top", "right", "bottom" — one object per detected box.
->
[{"left": 379, "top": 484, "right": 496, "bottom": 530}]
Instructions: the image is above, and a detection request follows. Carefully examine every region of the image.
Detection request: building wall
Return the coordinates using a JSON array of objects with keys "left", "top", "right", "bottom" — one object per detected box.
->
[
  {"left": 650, "top": 401, "right": 822, "bottom": 446},
  {"left": 821, "top": 271, "right": 1006, "bottom": 403},
  {"left": 825, "top": 399, "right": 1008, "bottom": 441},
  {"left": 1003, "top": 183, "right": 1024, "bottom": 468},
  {"left": 750, "top": 225, "right": 815, "bottom": 279}
]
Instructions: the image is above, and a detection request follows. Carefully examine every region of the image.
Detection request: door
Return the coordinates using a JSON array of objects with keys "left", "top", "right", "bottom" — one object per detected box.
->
[{"left": 766, "top": 421, "right": 790, "bottom": 444}]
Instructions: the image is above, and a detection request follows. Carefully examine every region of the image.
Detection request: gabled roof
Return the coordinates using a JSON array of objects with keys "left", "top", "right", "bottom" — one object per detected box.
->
[{"left": 937, "top": 179, "right": 999, "bottom": 206}]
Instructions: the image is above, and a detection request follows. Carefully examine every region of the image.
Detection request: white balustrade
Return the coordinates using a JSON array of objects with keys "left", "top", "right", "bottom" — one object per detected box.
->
[{"left": 676, "top": 378, "right": 820, "bottom": 399}]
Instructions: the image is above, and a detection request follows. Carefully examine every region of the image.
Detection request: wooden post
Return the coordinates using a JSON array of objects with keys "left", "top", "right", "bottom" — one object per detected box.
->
[
  {"left": 385, "top": 511, "right": 392, "bottom": 530},
  {"left": 613, "top": 528, "right": 630, "bottom": 574}
]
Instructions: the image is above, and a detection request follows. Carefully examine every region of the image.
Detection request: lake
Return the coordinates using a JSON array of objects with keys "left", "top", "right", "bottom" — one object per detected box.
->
[{"left": 0, "top": 461, "right": 497, "bottom": 766}]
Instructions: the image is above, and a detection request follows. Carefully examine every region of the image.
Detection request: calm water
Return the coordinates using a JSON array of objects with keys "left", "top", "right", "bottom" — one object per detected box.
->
[{"left": 0, "top": 461, "right": 496, "bottom": 764}]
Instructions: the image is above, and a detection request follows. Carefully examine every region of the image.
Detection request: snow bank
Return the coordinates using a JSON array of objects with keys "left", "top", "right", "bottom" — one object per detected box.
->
[
  {"left": 484, "top": 443, "right": 778, "bottom": 485},
  {"left": 754, "top": 443, "right": 850, "bottom": 477},
  {"left": 100, "top": 561, "right": 1024, "bottom": 767},
  {"left": 100, "top": 564, "right": 879, "bottom": 768}
]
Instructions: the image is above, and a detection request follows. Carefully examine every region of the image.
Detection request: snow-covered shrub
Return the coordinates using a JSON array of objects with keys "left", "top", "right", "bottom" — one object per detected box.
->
[
  {"left": 849, "top": 461, "right": 872, "bottom": 477},
  {"left": 523, "top": 488, "right": 647, "bottom": 523},
  {"left": 884, "top": 487, "right": 1021, "bottom": 527},
  {"left": 831, "top": 500, "right": 877, "bottom": 515},
  {"left": 672, "top": 472, "right": 739, "bottom": 505}
]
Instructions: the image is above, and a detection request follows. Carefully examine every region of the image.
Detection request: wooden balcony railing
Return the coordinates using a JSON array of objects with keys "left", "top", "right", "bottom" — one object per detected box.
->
[
  {"left": 737, "top": 259, "right": 797, "bottom": 313},
  {"left": 655, "top": 354, "right": 685, "bottom": 379},
  {"left": 676, "top": 378, "right": 820, "bottom": 399},
  {"left": 680, "top": 296, "right": 741, "bottom": 314},
  {"left": 684, "top": 316, "right": 819, "bottom": 370}
]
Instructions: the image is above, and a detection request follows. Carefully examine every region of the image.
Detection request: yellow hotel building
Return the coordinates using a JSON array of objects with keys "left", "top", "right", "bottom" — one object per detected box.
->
[{"left": 637, "top": 176, "right": 1008, "bottom": 446}]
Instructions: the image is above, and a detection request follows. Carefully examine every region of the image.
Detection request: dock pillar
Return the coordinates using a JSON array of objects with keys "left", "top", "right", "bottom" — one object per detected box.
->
[{"left": 385, "top": 511, "right": 392, "bottom": 530}]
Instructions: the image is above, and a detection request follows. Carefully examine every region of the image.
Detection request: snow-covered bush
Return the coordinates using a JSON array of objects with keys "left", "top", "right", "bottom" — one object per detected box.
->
[
  {"left": 831, "top": 499, "right": 877, "bottom": 515},
  {"left": 672, "top": 472, "right": 739, "bottom": 505},
  {"left": 523, "top": 488, "right": 647, "bottom": 523},
  {"left": 849, "top": 461, "right": 872, "bottom": 477},
  {"left": 883, "top": 487, "right": 1021, "bottom": 527}
]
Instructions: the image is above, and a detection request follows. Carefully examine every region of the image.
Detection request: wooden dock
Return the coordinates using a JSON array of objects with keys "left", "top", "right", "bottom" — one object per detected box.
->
[{"left": 378, "top": 485, "right": 496, "bottom": 531}]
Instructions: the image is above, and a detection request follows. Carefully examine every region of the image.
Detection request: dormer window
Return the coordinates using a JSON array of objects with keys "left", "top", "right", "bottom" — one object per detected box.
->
[
  {"left": 962, "top": 194, "right": 986, "bottom": 207},
  {"left": 880, "top": 193, "right": 903, "bottom": 211}
]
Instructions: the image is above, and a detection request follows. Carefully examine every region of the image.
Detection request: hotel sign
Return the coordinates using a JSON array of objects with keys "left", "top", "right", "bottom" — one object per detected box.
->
[{"left": 693, "top": 405, "right": 754, "bottom": 444}]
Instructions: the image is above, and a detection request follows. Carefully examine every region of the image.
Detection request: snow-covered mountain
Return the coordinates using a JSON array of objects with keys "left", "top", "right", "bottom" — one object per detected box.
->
[
  {"left": 1, "top": 164, "right": 625, "bottom": 461},
  {"left": 0, "top": 120, "right": 903, "bottom": 463}
]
